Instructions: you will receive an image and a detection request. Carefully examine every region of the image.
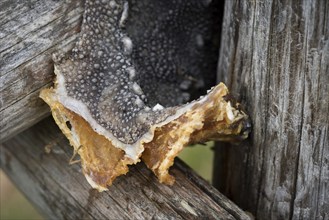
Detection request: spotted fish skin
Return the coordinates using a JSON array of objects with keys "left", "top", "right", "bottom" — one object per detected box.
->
[
  {"left": 40, "top": 0, "right": 250, "bottom": 189},
  {"left": 55, "top": 0, "right": 220, "bottom": 144}
]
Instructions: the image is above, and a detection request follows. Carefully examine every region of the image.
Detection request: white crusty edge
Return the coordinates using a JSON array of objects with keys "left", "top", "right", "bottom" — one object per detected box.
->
[{"left": 55, "top": 66, "right": 231, "bottom": 163}]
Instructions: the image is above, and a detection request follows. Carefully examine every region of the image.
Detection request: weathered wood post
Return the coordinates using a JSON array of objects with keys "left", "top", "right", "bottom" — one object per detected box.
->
[
  {"left": 214, "top": 0, "right": 329, "bottom": 219},
  {"left": 1, "top": 1, "right": 253, "bottom": 219}
]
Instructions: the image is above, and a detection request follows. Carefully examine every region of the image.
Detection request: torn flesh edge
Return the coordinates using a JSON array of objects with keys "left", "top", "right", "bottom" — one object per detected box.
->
[
  {"left": 40, "top": 93, "right": 95, "bottom": 183},
  {"left": 145, "top": 85, "right": 247, "bottom": 184},
  {"left": 155, "top": 124, "right": 202, "bottom": 184},
  {"left": 156, "top": 113, "right": 204, "bottom": 184},
  {"left": 40, "top": 89, "right": 134, "bottom": 191},
  {"left": 54, "top": 66, "right": 234, "bottom": 164},
  {"left": 84, "top": 174, "right": 108, "bottom": 192}
]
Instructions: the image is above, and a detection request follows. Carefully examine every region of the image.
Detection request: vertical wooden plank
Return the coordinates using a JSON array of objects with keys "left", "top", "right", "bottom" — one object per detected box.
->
[{"left": 215, "top": 0, "right": 329, "bottom": 219}]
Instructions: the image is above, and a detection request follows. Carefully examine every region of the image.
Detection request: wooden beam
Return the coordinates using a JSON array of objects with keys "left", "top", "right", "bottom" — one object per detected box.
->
[
  {"left": 214, "top": 0, "right": 329, "bottom": 219},
  {"left": 0, "top": 0, "right": 84, "bottom": 141},
  {"left": 0, "top": 117, "right": 251, "bottom": 219}
]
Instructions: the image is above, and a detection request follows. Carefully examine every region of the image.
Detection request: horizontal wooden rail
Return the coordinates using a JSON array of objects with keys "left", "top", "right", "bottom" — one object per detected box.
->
[{"left": 0, "top": 117, "right": 251, "bottom": 220}]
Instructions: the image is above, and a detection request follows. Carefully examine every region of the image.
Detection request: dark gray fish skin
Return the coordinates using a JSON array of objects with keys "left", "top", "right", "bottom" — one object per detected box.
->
[{"left": 56, "top": 0, "right": 220, "bottom": 144}]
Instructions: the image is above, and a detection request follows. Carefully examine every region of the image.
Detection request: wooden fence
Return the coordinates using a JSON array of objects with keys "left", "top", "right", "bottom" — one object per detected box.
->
[{"left": 1, "top": 0, "right": 328, "bottom": 219}]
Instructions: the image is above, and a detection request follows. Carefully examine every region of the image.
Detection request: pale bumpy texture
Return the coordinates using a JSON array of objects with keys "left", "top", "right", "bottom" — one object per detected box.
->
[{"left": 40, "top": 0, "right": 250, "bottom": 190}]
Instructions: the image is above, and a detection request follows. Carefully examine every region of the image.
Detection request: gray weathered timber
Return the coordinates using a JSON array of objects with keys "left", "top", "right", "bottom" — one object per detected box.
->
[
  {"left": 214, "top": 0, "right": 329, "bottom": 219},
  {"left": 0, "top": 0, "right": 84, "bottom": 141},
  {"left": 0, "top": 117, "right": 251, "bottom": 220}
]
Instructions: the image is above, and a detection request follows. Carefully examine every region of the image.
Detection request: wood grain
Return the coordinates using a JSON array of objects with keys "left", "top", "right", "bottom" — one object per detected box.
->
[
  {"left": 214, "top": 0, "right": 329, "bottom": 219},
  {"left": 0, "top": 0, "right": 84, "bottom": 141},
  {"left": 0, "top": 117, "right": 251, "bottom": 220}
]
